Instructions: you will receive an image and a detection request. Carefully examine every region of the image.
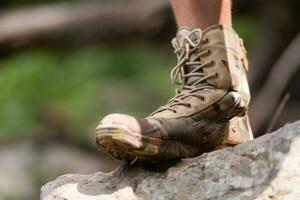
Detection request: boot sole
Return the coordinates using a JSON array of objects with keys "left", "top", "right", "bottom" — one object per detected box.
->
[
  {"left": 96, "top": 124, "right": 160, "bottom": 162},
  {"left": 96, "top": 124, "right": 239, "bottom": 162},
  {"left": 96, "top": 124, "right": 204, "bottom": 162}
]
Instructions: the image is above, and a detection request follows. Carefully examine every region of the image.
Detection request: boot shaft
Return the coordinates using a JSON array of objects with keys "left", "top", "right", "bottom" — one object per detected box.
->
[
  {"left": 172, "top": 25, "right": 250, "bottom": 97},
  {"left": 151, "top": 25, "right": 251, "bottom": 118}
]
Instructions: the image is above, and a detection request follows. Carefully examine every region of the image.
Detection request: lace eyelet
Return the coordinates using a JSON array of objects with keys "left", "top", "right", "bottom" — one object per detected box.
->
[
  {"left": 215, "top": 72, "right": 220, "bottom": 79},
  {"left": 204, "top": 38, "right": 209, "bottom": 44},
  {"left": 200, "top": 96, "right": 206, "bottom": 102},
  {"left": 173, "top": 110, "right": 178, "bottom": 113},
  {"left": 207, "top": 49, "right": 212, "bottom": 56},
  {"left": 187, "top": 103, "right": 192, "bottom": 108},
  {"left": 211, "top": 60, "right": 216, "bottom": 65}
]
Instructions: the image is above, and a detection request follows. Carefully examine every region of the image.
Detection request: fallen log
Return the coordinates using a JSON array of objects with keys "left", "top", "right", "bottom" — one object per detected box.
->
[{"left": 0, "top": 0, "right": 172, "bottom": 51}]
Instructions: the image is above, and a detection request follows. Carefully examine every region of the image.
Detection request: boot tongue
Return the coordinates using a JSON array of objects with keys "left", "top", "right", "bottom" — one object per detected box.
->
[
  {"left": 176, "top": 27, "right": 201, "bottom": 46},
  {"left": 175, "top": 28, "right": 206, "bottom": 87}
]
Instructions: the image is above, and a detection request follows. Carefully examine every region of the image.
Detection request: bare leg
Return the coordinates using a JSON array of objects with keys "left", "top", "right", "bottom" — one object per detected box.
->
[{"left": 170, "top": 0, "right": 232, "bottom": 29}]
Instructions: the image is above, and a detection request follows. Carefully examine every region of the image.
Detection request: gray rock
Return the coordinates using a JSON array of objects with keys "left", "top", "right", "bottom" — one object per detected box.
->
[{"left": 41, "top": 121, "right": 300, "bottom": 200}]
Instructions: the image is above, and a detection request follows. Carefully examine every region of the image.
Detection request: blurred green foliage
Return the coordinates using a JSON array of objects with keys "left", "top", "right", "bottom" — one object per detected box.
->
[
  {"left": 233, "top": 16, "right": 257, "bottom": 46},
  {"left": 0, "top": 43, "right": 175, "bottom": 141}
]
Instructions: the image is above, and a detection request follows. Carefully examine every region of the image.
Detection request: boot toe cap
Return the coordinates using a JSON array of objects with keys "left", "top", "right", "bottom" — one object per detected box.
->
[{"left": 98, "top": 113, "right": 141, "bottom": 133}]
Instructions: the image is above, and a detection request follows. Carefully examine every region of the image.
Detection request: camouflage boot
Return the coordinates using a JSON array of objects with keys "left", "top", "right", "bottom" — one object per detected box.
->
[{"left": 96, "top": 25, "right": 253, "bottom": 162}]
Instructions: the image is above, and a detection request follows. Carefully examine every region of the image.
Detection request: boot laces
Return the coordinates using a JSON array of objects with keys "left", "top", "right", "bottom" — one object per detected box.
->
[{"left": 151, "top": 29, "right": 216, "bottom": 115}]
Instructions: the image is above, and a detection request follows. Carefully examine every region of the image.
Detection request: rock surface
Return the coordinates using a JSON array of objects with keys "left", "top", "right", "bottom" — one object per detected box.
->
[{"left": 41, "top": 121, "right": 300, "bottom": 200}]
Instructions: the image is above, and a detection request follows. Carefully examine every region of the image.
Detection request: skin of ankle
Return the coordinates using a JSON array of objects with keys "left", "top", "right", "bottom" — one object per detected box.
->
[{"left": 170, "top": 0, "right": 232, "bottom": 29}]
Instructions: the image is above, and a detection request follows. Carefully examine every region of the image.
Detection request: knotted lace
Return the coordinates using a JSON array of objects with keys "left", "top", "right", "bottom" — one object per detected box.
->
[{"left": 151, "top": 29, "right": 216, "bottom": 115}]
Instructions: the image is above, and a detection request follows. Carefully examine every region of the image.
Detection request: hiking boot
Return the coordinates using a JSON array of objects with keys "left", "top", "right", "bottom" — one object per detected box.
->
[{"left": 96, "top": 25, "right": 252, "bottom": 162}]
